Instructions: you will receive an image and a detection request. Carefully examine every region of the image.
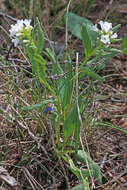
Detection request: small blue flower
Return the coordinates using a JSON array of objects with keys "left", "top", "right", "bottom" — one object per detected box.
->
[{"left": 44, "top": 107, "right": 52, "bottom": 113}]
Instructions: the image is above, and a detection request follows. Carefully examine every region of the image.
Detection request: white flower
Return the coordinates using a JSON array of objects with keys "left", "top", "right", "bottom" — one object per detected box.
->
[
  {"left": 111, "top": 33, "right": 118, "bottom": 39},
  {"left": 93, "top": 20, "right": 118, "bottom": 45},
  {"left": 9, "top": 19, "right": 33, "bottom": 47},
  {"left": 9, "top": 20, "right": 23, "bottom": 37},
  {"left": 23, "top": 19, "right": 33, "bottom": 29},
  {"left": 100, "top": 34, "right": 110, "bottom": 44},
  {"left": 92, "top": 24, "right": 98, "bottom": 32},
  {"left": 99, "top": 21, "right": 112, "bottom": 33}
]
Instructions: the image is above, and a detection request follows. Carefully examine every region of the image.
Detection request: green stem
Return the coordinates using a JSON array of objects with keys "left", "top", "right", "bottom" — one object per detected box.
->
[
  {"left": 37, "top": 74, "right": 61, "bottom": 147},
  {"left": 26, "top": 44, "right": 62, "bottom": 148},
  {"left": 81, "top": 44, "right": 102, "bottom": 67}
]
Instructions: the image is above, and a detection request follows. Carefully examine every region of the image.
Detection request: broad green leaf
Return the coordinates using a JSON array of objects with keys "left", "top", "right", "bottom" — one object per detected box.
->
[
  {"left": 63, "top": 97, "right": 82, "bottom": 145},
  {"left": 81, "top": 23, "right": 93, "bottom": 58},
  {"left": 75, "top": 150, "right": 102, "bottom": 184},
  {"left": 64, "top": 13, "right": 97, "bottom": 45},
  {"left": 64, "top": 13, "right": 91, "bottom": 39},
  {"left": 71, "top": 181, "right": 90, "bottom": 190},
  {"left": 75, "top": 150, "right": 92, "bottom": 165},
  {"left": 92, "top": 163, "right": 102, "bottom": 184},
  {"left": 68, "top": 157, "right": 90, "bottom": 180},
  {"left": 121, "top": 36, "right": 127, "bottom": 55},
  {"left": 71, "top": 183, "right": 85, "bottom": 190}
]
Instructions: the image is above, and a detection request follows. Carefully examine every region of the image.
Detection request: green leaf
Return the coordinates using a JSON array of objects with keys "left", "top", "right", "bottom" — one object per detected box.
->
[
  {"left": 121, "top": 36, "right": 127, "bottom": 55},
  {"left": 81, "top": 23, "right": 93, "bottom": 58},
  {"left": 65, "top": 13, "right": 91, "bottom": 40},
  {"left": 64, "top": 13, "right": 97, "bottom": 45},
  {"left": 37, "top": 23, "right": 44, "bottom": 54},
  {"left": 62, "top": 57, "right": 73, "bottom": 114},
  {"left": 45, "top": 48, "right": 56, "bottom": 63},
  {"left": 71, "top": 182, "right": 90, "bottom": 190},
  {"left": 79, "top": 66, "right": 103, "bottom": 82},
  {"left": 92, "top": 163, "right": 102, "bottom": 184},
  {"left": 33, "top": 54, "right": 46, "bottom": 78},
  {"left": 26, "top": 46, "right": 36, "bottom": 74},
  {"left": 68, "top": 157, "right": 90, "bottom": 180},
  {"left": 112, "top": 24, "right": 121, "bottom": 33},
  {"left": 75, "top": 150, "right": 92, "bottom": 165},
  {"left": 71, "top": 183, "right": 85, "bottom": 190},
  {"left": 32, "top": 18, "right": 44, "bottom": 55},
  {"left": 75, "top": 150, "right": 102, "bottom": 184},
  {"left": 63, "top": 97, "right": 82, "bottom": 147},
  {"left": 50, "top": 56, "right": 65, "bottom": 103},
  {"left": 22, "top": 100, "right": 55, "bottom": 111}
]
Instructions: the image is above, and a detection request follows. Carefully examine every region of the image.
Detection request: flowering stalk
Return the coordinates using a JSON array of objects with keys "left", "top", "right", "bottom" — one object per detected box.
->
[{"left": 9, "top": 19, "right": 62, "bottom": 147}]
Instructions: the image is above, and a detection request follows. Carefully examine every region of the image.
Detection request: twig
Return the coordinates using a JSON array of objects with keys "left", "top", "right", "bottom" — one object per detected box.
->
[
  {"left": 59, "top": 158, "right": 71, "bottom": 190},
  {"left": 100, "top": 153, "right": 109, "bottom": 170},
  {"left": 23, "top": 167, "right": 44, "bottom": 190},
  {"left": 110, "top": 168, "right": 127, "bottom": 184},
  {"left": 0, "top": 107, "right": 42, "bottom": 148},
  {"left": 0, "top": 11, "right": 18, "bottom": 22}
]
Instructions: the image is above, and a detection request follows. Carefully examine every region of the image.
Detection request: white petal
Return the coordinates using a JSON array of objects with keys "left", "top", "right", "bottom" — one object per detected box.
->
[
  {"left": 92, "top": 24, "right": 98, "bottom": 32},
  {"left": 12, "top": 38, "right": 19, "bottom": 47},
  {"left": 23, "top": 39, "right": 30, "bottom": 43},
  {"left": 99, "top": 21, "right": 112, "bottom": 33},
  {"left": 16, "top": 32, "right": 23, "bottom": 37},
  {"left": 100, "top": 34, "right": 110, "bottom": 44},
  {"left": 111, "top": 33, "right": 118, "bottom": 39},
  {"left": 23, "top": 19, "right": 33, "bottom": 30}
]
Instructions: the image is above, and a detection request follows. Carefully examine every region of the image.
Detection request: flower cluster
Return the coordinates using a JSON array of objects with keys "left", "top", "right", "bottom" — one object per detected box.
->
[
  {"left": 9, "top": 19, "right": 33, "bottom": 47},
  {"left": 93, "top": 21, "right": 118, "bottom": 45}
]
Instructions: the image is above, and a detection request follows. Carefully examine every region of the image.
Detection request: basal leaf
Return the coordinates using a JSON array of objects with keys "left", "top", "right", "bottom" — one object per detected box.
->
[
  {"left": 71, "top": 183, "right": 85, "bottom": 190},
  {"left": 64, "top": 13, "right": 92, "bottom": 40},
  {"left": 64, "top": 13, "right": 97, "bottom": 46},
  {"left": 63, "top": 97, "right": 81, "bottom": 144},
  {"left": 75, "top": 150, "right": 102, "bottom": 184},
  {"left": 68, "top": 157, "right": 90, "bottom": 180},
  {"left": 71, "top": 182, "right": 90, "bottom": 190},
  {"left": 81, "top": 23, "right": 93, "bottom": 58}
]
